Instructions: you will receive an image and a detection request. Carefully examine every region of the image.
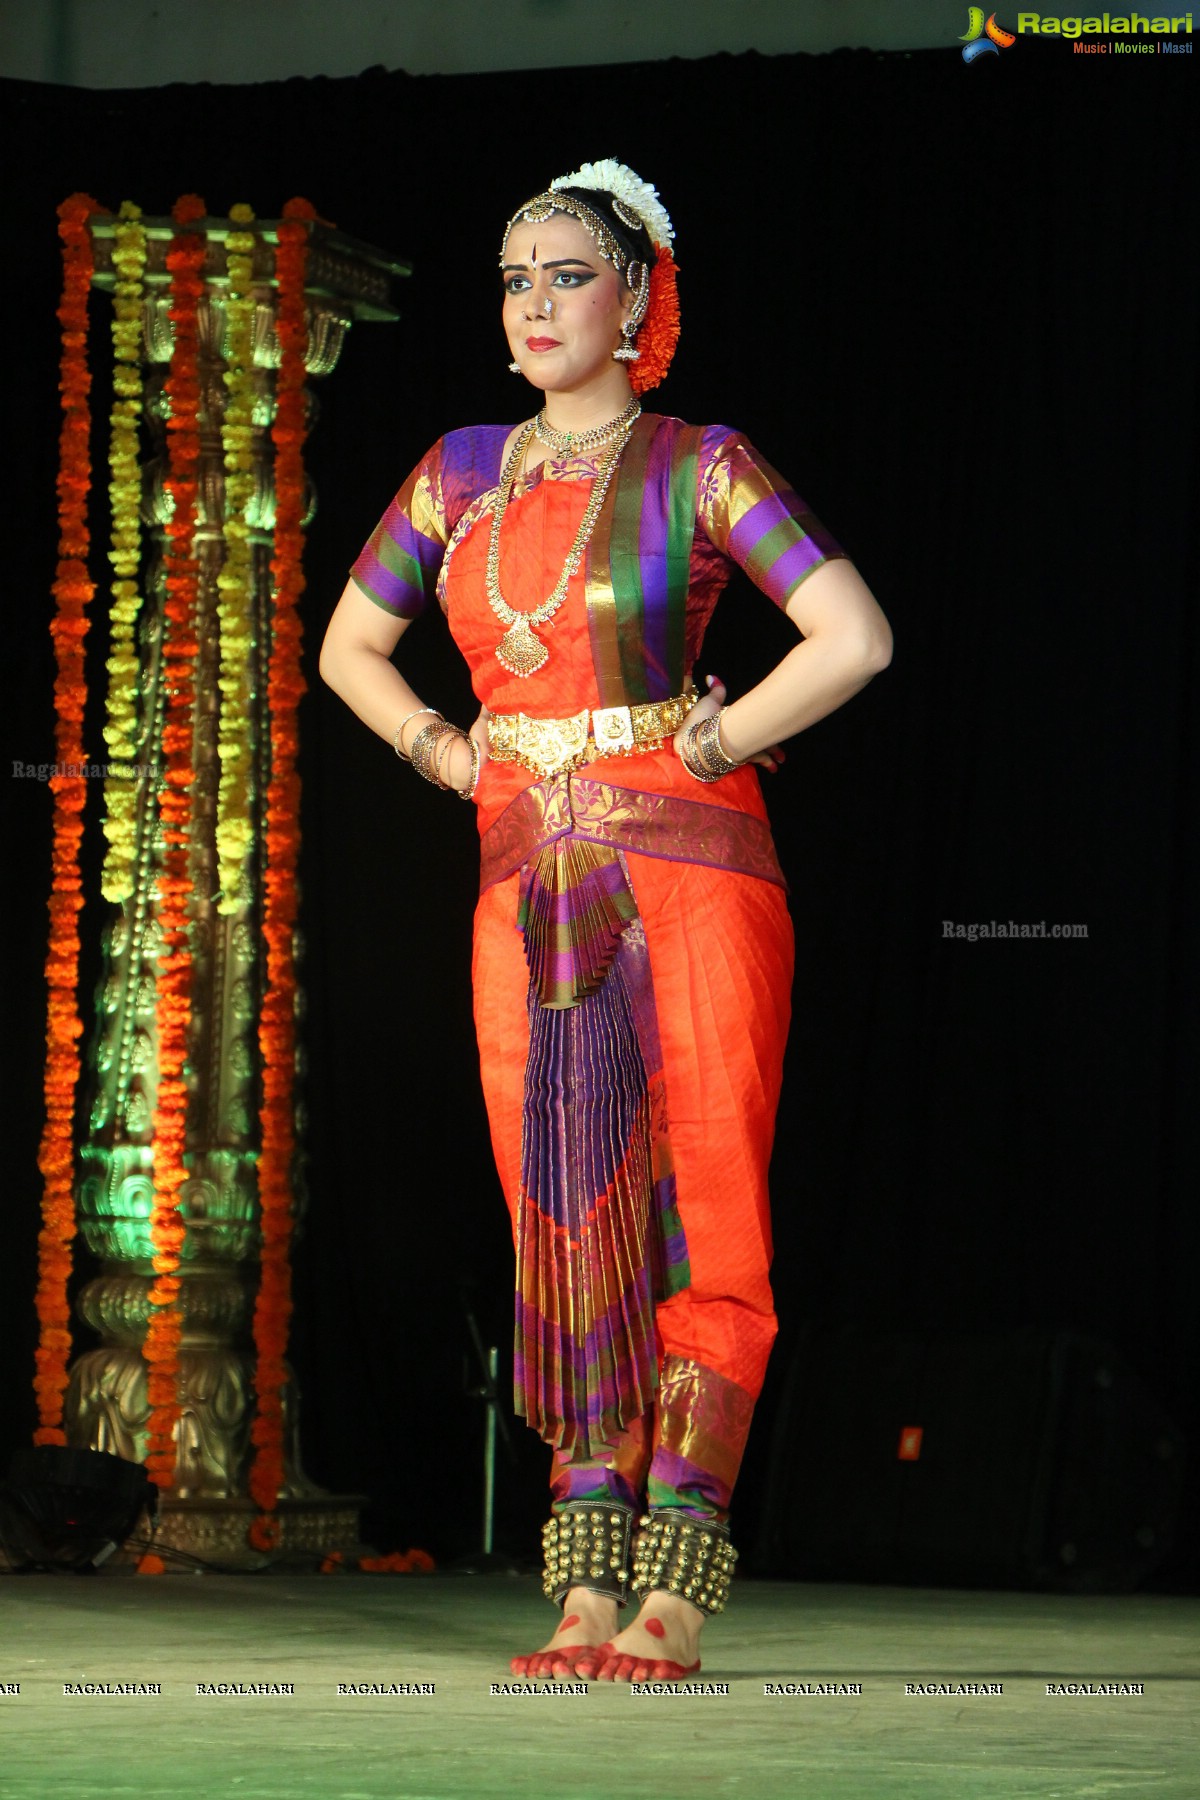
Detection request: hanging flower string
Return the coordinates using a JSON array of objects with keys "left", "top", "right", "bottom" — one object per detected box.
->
[
  {"left": 100, "top": 200, "right": 148, "bottom": 904},
  {"left": 35, "top": 192, "right": 105, "bottom": 1445},
  {"left": 215, "top": 202, "right": 258, "bottom": 915},
  {"left": 142, "top": 192, "right": 207, "bottom": 1490},
  {"left": 247, "top": 195, "right": 314, "bottom": 1546}
]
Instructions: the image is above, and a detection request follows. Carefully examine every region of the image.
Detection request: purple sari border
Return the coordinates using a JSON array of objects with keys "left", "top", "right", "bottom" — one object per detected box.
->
[{"left": 480, "top": 772, "right": 787, "bottom": 897}]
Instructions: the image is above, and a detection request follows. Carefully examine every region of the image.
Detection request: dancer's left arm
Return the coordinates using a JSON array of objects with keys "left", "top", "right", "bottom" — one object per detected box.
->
[{"left": 674, "top": 559, "right": 893, "bottom": 769}]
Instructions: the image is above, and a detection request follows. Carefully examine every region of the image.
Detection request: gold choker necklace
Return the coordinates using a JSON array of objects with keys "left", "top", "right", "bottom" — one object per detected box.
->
[
  {"left": 487, "top": 416, "right": 635, "bottom": 677},
  {"left": 535, "top": 397, "right": 641, "bottom": 459}
]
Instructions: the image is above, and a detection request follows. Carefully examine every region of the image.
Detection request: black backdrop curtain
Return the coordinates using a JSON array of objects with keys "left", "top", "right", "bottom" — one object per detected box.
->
[{"left": 1, "top": 37, "right": 1196, "bottom": 1582}]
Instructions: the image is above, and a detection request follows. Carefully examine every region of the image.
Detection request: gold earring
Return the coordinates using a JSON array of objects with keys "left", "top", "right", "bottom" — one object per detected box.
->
[{"left": 613, "top": 319, "right": 640, "bottom": 363}]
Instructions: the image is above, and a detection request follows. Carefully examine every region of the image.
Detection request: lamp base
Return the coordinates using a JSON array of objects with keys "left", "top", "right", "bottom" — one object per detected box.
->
[{"left": 135, "top": 1493, "right": 369, "bottom": 1571}]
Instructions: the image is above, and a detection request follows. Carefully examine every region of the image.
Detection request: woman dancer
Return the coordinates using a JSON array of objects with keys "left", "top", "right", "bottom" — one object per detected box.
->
[{"left": 320, "top": 159, "right": 893, "bottom": 1683}]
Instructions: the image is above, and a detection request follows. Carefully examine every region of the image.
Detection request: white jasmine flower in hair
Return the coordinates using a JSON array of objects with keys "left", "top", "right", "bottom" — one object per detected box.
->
[{"left": 550, "top": 158, "right": 675, "bottom": 252}]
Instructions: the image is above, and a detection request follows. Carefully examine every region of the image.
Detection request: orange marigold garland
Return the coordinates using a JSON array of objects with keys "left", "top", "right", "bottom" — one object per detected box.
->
[
  {"left": 35, "top": 193, "right": 105, "bottom": 1445},
  {"left": 629, "top": 245, "right": 681, "bottom": 398},
  {"left": 248, "top": 197, "right": 315, "bottom": 1532},
  {"left": 142, "top": 193, "right": 207, "bottom": 1489}
]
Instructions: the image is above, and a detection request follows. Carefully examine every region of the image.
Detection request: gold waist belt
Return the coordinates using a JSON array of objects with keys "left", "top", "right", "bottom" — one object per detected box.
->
[{"left": 487, "top": 688, "right": 699, "bottom": 779}]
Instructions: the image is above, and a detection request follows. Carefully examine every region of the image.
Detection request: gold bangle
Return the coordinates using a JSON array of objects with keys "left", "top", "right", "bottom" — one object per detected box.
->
[
  {"left": 693, "top": 709, "right": 741, "bottom": 778},
  {"left": 410, "top": 718, "right": 457, "bottom": 786},
  {"left": 679, "top": 719, "right": 721, "bottom": 783},
  {"left": 435, "top": 727, "right": 473, "bottom": 793},
  {"left": 394, "top": 706, "right": 442, "bottom": 762},
  {"left": 459, "top": 734, "right": 481, "bottom": 801},
  {"left": 432, "top": 727, "right": 458, "bottom": 789},
  {"left": 412, "top": 719, "right": 475, "bottom": 794}
]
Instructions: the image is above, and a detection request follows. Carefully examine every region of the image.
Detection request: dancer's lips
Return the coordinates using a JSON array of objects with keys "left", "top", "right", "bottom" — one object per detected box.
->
[{"left": 525, "top": 337, "right": 561, "bottom": 352}]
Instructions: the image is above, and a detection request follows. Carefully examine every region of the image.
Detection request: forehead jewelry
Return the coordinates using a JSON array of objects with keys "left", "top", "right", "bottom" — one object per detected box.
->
[
  {"left": 501, "top": 191, "right": 627, "bottom": 272},
  {"left": 503, "top": 192, "right": 653, "bottom": 336}
]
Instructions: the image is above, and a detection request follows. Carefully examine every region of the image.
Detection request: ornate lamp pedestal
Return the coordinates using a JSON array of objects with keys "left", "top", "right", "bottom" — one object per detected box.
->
[{"left": 60, "top": 215, "right": 409, "bottom": 1564}]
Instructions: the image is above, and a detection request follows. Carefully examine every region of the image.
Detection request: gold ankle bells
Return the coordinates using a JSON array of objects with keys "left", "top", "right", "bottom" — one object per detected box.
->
[
  {"left": 542, "top": 1502, "right": 636, "bottom": 1607},
  {"left": 631, "top": 1511, "right": 738, "bottom": 1615},
  {"left": 393, "top": 707, "right": 480, "bottom": 800},
  {"left": 540, "top": 1504, "right": 737, "bottom": 1614},
  {"left": 487, "top": 688, "right": 698, "bottom": 780}
]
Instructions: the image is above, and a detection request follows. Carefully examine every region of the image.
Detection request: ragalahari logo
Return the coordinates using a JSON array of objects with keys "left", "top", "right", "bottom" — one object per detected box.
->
[{"left": 960, "top": 7, "right": 1018, "bottom": 58}]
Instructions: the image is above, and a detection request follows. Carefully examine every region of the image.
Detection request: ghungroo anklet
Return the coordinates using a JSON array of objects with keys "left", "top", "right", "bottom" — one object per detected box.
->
[
  {"left": 541, "top": 1501, "right": 635, "bottom": 1607},
  {"left": 630, "top": 1510, "right": 738, "bottom": 1614}
]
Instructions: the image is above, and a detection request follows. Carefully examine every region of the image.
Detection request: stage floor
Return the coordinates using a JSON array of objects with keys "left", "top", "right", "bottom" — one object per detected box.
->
[{"left": 2, "top": 1571, "right": 1196, "bottom": 1799}]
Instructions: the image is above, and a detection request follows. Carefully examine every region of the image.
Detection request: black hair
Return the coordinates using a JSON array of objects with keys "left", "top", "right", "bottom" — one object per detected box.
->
[{"left": 544, "top": 185, "right": 656, "bottom": 275}]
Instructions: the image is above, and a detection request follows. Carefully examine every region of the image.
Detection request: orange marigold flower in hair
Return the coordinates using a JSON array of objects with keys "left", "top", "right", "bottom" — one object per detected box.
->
[{"left": 629, "top": 246, "right": 680, "bottom": 397}]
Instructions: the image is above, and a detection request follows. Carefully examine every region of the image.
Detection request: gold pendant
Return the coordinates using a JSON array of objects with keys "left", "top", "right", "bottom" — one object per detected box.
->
[{"left": 496, "top": 617, "right": 549, "bottom": 678}]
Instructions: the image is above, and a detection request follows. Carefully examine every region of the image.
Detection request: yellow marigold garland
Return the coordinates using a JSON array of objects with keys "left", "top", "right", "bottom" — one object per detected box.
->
[
  {"left": 247, "top": 196, "right": 314, "bottom": 1544},
  {"left": 143, "top": 192, "right": 207, "bottom": 1490},
  {"left": 38, "top": 194, "right": 322, "bottom": 1529},
  {"left": 100, "top": 200, "right": 148, "bottom": 903},
  {"left": 215, "top": 202, "right": 258, "bottom": 914},
  {"left": 36, "top": 192, "right": 105, "bottom": 1445}
]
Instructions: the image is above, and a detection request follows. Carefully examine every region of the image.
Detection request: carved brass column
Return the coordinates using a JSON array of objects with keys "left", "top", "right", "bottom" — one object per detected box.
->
[{"left": 66, "top": 219, "right": 410, "bottom": 1562}]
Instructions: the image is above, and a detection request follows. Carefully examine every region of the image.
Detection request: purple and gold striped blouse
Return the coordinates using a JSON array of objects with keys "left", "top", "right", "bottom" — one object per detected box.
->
[{"left": 350, "top": 413, "right": 848, "bottom": 707}]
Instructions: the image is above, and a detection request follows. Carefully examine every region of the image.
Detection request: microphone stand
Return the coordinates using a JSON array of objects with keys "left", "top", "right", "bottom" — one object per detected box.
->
[{"left": 447, "top": 1291, "right": 524, "bottom": 1575}]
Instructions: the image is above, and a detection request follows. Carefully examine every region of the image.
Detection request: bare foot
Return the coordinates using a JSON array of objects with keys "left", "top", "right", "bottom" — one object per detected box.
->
[
  {"left": 509, "top": 1588, "right": 620, "bottom": 1679},
  {"left": 575, "top": 1592, "right": 705, "bottom": 1683}
]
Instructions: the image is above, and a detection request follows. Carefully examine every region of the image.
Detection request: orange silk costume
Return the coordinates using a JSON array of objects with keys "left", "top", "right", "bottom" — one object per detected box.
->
[{"left": 350, "top": 412, "right": 848, "bottom": 1522}]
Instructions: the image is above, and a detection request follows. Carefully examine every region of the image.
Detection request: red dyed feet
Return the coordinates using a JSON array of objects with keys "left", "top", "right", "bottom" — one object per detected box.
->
[
  {"left": 509, "top": 1641, "right": 606, "bottom": 1679},
  {"left": 576, "top": 1645, "right": 701, "bottom": 1683},
  {"left": 575, "top": 1601, "right": 705, "bottom": 1683},
  {"left": 510, "top": 1599, "right": 619, "bottom": 1679}
]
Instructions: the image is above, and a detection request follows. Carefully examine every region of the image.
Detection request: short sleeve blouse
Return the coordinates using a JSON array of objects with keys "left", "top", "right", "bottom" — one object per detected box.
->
[{"left": 348, "top": 417, "right": 848, "bottom": 669}]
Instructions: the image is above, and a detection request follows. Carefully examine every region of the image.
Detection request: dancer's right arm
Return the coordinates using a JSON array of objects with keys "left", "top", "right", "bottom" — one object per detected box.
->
[{"left": 319, "top": 577, "right": 479, "bottom": 789}]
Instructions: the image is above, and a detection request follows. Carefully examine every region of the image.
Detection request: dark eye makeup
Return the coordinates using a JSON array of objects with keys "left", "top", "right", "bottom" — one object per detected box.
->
[{"left": 501, "top": 260, "right": 599, "bottom": 295}]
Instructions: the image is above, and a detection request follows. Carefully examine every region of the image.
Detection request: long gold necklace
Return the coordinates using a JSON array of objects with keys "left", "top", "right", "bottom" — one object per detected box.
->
[{"left": 486, "top": 413, "right": 637, "bottom": 678}]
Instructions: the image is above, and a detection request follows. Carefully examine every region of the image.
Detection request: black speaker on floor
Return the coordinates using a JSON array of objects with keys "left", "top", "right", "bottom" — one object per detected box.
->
[
  {"left": 755, "top": 1324, "right": 1185, "bottom": 1592},
  {"left": 0, "top": 1446, "right": 158, "bottom": 1572}
]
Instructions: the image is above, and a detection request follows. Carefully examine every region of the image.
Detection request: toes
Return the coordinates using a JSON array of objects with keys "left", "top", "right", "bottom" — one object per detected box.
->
[
  {"left": 582, "top": 1654, "right": 628, "bottom": 1684},
  {"left": 573, "top": 1641, "right": 614, "bottom": 1681},
  {"left": 577, "top": 1644, "right": 695, "bottom": 1685},
  {"left": 512, "top": 1651, "right": 552, "bottom": 1680}
]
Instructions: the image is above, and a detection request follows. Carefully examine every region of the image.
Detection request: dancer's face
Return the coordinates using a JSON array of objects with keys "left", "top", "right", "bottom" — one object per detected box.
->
[{"left": 501, "top": 214, "right": 632, "bottom": 396}]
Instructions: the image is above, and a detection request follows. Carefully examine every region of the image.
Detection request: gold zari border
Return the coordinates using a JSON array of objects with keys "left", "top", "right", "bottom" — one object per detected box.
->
[{"left": 479, "top": 772, "right": 787, "bottom": 895}]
